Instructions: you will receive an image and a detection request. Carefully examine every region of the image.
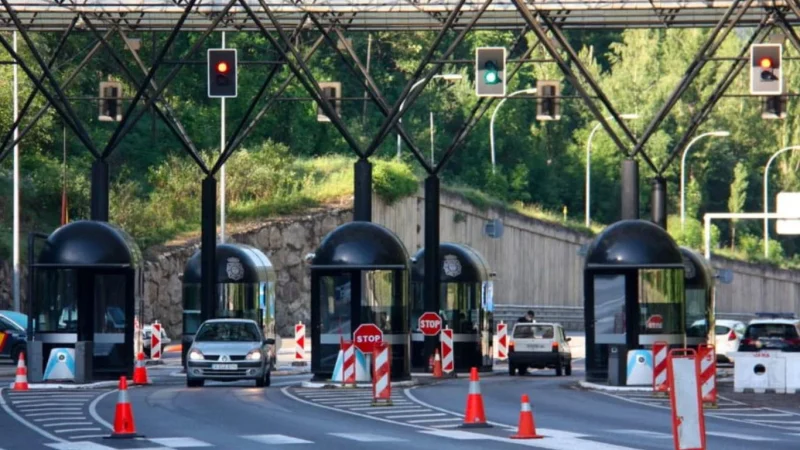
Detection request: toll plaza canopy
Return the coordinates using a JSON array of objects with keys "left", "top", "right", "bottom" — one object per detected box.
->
[{"left": 0, "top": 0, "right": 794, "bottom": 31}]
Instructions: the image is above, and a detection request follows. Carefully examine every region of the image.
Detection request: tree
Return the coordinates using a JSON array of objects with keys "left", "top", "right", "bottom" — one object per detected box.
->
[
  {"left": 727, "top": 162, "right": 749, "bottom": 250},
  {"left": 686, "top": 175, "right": 702, "bottom": 221}
]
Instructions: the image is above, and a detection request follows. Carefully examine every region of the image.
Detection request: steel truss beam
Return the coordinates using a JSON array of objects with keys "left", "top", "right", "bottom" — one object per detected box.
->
[
  {"left": 659, "top": 16, "right": 775, "bottom": 173},
  {"left": 633, "top": 0, "right": 752, "bottom": 163},
  {"left": 363, "top": 0, "right": 484, "bottom": 158},
  {"left": 0, "top": 32, "right": 109, "bottom": 163}
]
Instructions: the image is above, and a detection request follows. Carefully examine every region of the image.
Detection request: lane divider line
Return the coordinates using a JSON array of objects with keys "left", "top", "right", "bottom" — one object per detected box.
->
[
  {"left": 88, "top": 389, "right": 117, "bottom": 430},
  {"left": 0, "top": 388, "right": 67, "bottom": 443}
]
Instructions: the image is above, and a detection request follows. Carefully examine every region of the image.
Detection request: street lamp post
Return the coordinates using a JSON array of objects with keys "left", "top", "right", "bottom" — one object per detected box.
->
[
  {"left": 397, "top": 74, "right": 462, "bottom": 159},
  {"left": 489, "top": 88, "right": 537, "bottom": 174},
  {"left": 763, "top": 145, "right": 800, "bottom": 257},
  {"left": 585, "top": 113, "right": 639, "bottom": 227},
  {"left": 680, "top": 130, "right": 730, "bottom": 231}
]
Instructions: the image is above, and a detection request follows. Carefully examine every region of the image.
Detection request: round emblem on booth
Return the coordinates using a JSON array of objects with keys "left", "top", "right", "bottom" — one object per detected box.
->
[
  {"left": 682, "top": 255, "right": 696, "bottom": 279},
  {"left": 226, "top": 257, "right": 244, "bottom": 281},
  {"left": 443, "top": 255, "right": 462, "bottom": 277}
]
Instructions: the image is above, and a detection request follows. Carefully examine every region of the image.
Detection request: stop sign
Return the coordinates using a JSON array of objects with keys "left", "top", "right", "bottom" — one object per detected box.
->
[
  {"left": 353, "top": 324, "right": 384, "bottom": 354},
  {"left": 646, "top": 314, "right": 663, "bottom": 330},
  {"left": 418, "top": 312, "right": 442, "bottom": 336}
]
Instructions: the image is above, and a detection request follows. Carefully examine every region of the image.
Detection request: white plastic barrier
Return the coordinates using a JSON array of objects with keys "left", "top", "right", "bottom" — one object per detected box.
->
[
  {"left": 626, "top": 349, "right": 653, "bottom": 386},
  {"left": 730, "top": 351, "right": 786, "bottom": 394},
  {"left": 783, "top": 353, "right": 800, "bottom": 394}
]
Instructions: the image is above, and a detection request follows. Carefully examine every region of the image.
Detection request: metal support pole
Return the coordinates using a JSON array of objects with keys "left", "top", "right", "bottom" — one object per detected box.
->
[
  {"left": 220, "top": 31, "right": 227, "bottom": 243},
  {"left": 651, "top": 177, "right": 667, "bottom": 229},
  {"left": 423, "top": 175, "right": 440, "bottom": 365},
  {"left": 201, "top": 177, "right": 218, "bottom": 323},
  {"left": 621, "top": 159, "right": 639, "bottom": 221},
  {"left": 354, "top": 159, "right": 373, "bottom": 222},
  {"left": 763, "top": 146, "right": 800, "bottom": 258},
  {"left": 679, "top": 131, "right": 730, "bottom": 229},
  {"left": 90, "top": 160, "right": 109, "bottom": 222},
  {"left": 12, "top": 31, "right": 19, "bottom": 312}
]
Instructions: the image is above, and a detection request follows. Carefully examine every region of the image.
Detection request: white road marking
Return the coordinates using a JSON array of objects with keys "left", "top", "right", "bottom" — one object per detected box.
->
[
  {"left": 45, "top": 443, "right": 118, "bottom": 450},
  {"left": 88, "top": 389, "right": 116, "bottom": 430},
  {"left": 35, "top": 417, "right": 87, "bottom": 422},
  {"left": 68, "top": 435, "right": 108, "bottom": 440},
  {"left": 363, "top": 408, "right": 426, "bottom": 414},
  {"left": 43, "top": 422, "right": 94, "bottom": 427},
  {"left": 747, "top": 419, "right": 800, "bottom": 424},
  {"left": 431, "top": 423, "right": 462, "bottom": 428},
  {"left": 419, "top": 430, "right": 491, "bottom": 440},
  {"left": 408, "top": 417, "right": 463, "bottom": 424},
  {"left": 28, "top": 412, "right": 85, "bottom": 418},
  {"left": 54, "top": 427, "right": 102, "bottom": 434},
  {"left": 148, "top": 437, "right": 214, "bottom": 447},
  {"left": 385, "top": 412, "right": 446, "bottom": 419},
  {"left": 707, "top": 431, "right": 779, "bottom": 441},
  {"left": 712, "top": 412, "right": 792, "bottom": 417},
  {"left": 328, "top": 432, "right": 406, "bottom": 442},
  {"left": 242, "top": 434, "right": 313, "bottom": 444},
  {"left": 0, "top": 388, "right": 66, "bottom": 443},
  {"left": 608, "top": 430, "right": 671, "bottom": 439}
]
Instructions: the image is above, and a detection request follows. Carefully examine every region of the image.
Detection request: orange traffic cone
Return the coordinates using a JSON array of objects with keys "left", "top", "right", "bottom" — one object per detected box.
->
[
  {"left": 133, "top": 352, "right": 149, "bottom": 385},
  {"left": 432, "top": 349, "right": 443, "bottom": 378},
  {"left": 510, "top": 394, "right": 543, "bottom": 439},
  {"left": 12, "top": 352, "right": 29, "bottom": 391},
  {"left": 459, "top": 367, "right": 491, "bottom": 428},
  {"left": 106, "top": 376, "right": 140, "bottom": 439}
]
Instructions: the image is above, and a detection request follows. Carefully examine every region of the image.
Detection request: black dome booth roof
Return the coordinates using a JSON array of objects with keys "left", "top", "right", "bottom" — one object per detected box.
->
[
  {"left": 37, "top": 220, "right": 142, "bottom": 267},
  {"left": 183, "top": 243, "right": 276, "bottom": 284},
  {"left": 680, "top": 247, "right": 715, "bottom": 289},
  {"left": 411, "top": 243, "right": 491, "bottom": 282},
  {"left": 310, "top": 221, "right": 409, "bottom": 270},
  {"left": 585, "top": 220, "right": 684, "bottom": 269}
]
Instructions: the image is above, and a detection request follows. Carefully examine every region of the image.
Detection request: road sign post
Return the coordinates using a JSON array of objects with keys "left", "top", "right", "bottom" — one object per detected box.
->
[
  {"left": 353, "top": 324, "right": 384, "bottom": 355},
  {"left": 418, "top": 312, "right": 442, "bottom": 337}
]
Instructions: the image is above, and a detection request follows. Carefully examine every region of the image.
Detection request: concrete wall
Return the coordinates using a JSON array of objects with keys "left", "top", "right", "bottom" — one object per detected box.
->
[{"left": 1, "top": 188, "right": 799, "bottom": 338}]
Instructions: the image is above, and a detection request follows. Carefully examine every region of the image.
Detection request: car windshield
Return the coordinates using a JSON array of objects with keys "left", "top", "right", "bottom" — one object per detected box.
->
[
  {"left": 514, "top": 325, "right": 554, "bottom": 339},
  {"left": 746, "top": 324, "right": 799, "bottom": 339},
  {"left": 195, "top": 322, "right": 260, "bottom": 342},
  {"left": 0, "top": 311, "right": 27, "bottom": 331}
]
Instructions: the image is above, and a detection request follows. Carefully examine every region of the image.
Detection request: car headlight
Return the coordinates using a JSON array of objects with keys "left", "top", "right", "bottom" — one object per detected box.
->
[
  {"left": 188, "top": 349, "right": 204, "bottom": 361},
  {"left": 246, "top": 350, "right": 262, "bottom": 361}
]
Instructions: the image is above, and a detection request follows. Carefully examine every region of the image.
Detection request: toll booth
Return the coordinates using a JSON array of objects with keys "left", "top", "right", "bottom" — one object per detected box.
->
[
  {"left": 308, "top": 221, "right": 411, "bottom": 381},
  {"left": 410, "top": 243, "right": 495, "bottom": 373},
  {"left": 28, "top": 221, "right": 143, "bottom": 381},
  {"left": 181, "top": 243, "right": 277, "bottom": 367},
  {"left": 681, "top": 247, "right": 716, "bottom": 347},
  {"left": 583, "top": 220, "right": 685, "bottom": 384}
]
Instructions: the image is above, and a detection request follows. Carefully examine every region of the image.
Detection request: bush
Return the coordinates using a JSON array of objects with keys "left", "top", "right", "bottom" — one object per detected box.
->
[{"left": 372, "top": 160, "right": 418, "bottom": 205}]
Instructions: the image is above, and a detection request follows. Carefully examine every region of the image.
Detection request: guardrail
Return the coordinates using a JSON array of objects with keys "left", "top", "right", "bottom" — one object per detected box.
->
[{"left": 493, "top": 305, "right": 585, "bottom": 331}]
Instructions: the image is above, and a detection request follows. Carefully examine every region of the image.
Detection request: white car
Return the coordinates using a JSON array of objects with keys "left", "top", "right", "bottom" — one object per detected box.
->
[
  {"left": 507, "top": 322, "right": 572, "bottom": 376},
  {"left": 689, "top": 319, "right": 745, "bottom": 363}
]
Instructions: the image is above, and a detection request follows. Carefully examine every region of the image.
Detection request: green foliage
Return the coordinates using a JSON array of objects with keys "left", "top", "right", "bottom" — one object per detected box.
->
[
  {"left": 727, "top": 162, "right": 749, "bottom": 250},
  {"left": 667, "top": 215, "right": 720, "bottom": 251},
  {"left": 372, "top": 160, "right": 419, "bottom": 205},
  {"left": 685, "top": 176, "right": 702, "bottom": 221}
]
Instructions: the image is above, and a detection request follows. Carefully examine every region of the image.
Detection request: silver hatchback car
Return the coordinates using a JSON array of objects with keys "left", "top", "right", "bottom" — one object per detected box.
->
[{"left": 186, "top": 319, "right": 274, "bottom": 388}]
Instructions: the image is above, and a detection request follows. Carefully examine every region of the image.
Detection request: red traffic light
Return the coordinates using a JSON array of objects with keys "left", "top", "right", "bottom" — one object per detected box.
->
[
  {"left": 759, "top": 57, "right": 772, "bottom": 69},
  {"left": 216, "top": 61, "right": 229, "bottom": 74}
]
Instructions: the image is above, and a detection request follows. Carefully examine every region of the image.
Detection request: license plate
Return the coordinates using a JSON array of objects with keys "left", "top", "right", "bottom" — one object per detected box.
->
[{"left": 211, "top": 364, "right": 237, "bottom": 370}]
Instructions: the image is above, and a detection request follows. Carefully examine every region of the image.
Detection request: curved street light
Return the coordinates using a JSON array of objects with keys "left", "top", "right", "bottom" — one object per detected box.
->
[
  {"left": 585, "top": 113, "right": 640, "bottom": 227},
  {"left": 763, "top": 145, "right": 800, "bottom": 257},
  {"left": 679, "top": 130, "right": 730, "bottom": 231},
  {"left": 489, "top": 88, "right": 537, "bottom": 174},
  {"left": 396, "top": 74, "right": 462, "bottom": 159}
]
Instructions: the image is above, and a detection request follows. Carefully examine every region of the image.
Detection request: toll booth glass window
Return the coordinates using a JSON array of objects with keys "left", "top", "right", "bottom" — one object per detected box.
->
[
  {"left": 261, "top": 281, "right": 276, "bottom": 339},
  {"left": 594, "top": 274, "right": 626, "bottom": 344},
  {"left": 320, "top": 273, "right": 352, "bottom": 334},
  {"left": 410, "top": 282, "right": 424, "bottom": 332},
  {"left": 685, "top": 288, "right": 707, "bottom": 338},
  {"left": 93, "top": 274, "right": 127, "bottom": 368},
  {"left": 638, "top": 269, "right": 684, "bottom": 335},
  {"left": 218, "top": 283, "right": 260, "bottom": 323},
  {"left": 183, "top": 284, "right": 201, "bottom": 335},
  {"left": 34, "top": 269, "right": 79, "bottom": 333},
  {"left": 361, "top": 270, "right": 404, "bottom": 334},
  {"left": 443, "top": 283, "right": 478, "bottom": 334}
]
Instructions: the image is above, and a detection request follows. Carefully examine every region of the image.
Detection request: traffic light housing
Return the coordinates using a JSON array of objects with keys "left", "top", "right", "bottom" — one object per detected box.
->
[
  {"left": 475, "top": 47, "right": 506, "bottom": 97},
  {"left": 208, "top": 49, "right": 237, "bottom": 98},
  {"left": 750, "top": 43, "right": 782, "bottom": 95},
  {"left": 317, "top": 82, "right": 342, "bottom": 122},
  {"left": 536, "top": 80, "right": 561, "bottom": 121},
  {"left": 98, "top": 81, "right": 122, "bottom": 122},
  {"left": 762, "top": 95, "right": 787, "bottom": 120}
]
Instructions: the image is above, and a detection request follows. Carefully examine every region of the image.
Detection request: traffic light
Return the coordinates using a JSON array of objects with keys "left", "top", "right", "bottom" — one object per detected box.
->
[
  {"left": 475, "top": 47, "right": 506, "bottom": 97},
  {"left": 536, "top": 80, "right": 561, "bottom": 121},
  {"left": 317, "top": 82, "right": 342, "bottom": 122},
  {"left": 207, "top": 49, "right": 237, "bottom": 98},
  {"left": 98, "top": 81, "right": 122, "bottom": 122},
  {"left": 762, "top": 95, "right": 787, "bottom": 119},
  {"left": 750, "top": 43, "right": 782, "bottom": 95}
]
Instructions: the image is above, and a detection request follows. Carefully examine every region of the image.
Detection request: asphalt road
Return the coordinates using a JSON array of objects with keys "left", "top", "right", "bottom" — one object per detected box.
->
[{"left": 0, "top": 359, "right": 794, "bottom": 450}]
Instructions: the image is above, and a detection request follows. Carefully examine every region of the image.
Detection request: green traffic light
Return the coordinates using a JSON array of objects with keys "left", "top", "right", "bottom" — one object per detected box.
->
[{"left": 484, "top": 61, "right": 500, "bottom": 85}]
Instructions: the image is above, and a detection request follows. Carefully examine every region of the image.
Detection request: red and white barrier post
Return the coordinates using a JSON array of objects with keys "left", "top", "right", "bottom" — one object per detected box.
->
[
  {"left": 295, "top": 322, "right": 306, "bottom": 364},
  {"left": 441, "top": 327, "right": 455, "bottom": 376},
  {"left": 667, "top": 348, "right": 706, "bottom": 450},
  {"left": 371, "top": 342, "right": 392, "bottom": 406},
  {"left": 341, "top": 340, "right": 356, "bottom": 387},
  {"left": 151, "top": 321, "right": 162, "bottom": 361},
  {"left": 653, "top": 341, "right": 668, "bottom": 396},
  {"left": 698, "top": 344, "right": 717, "bottom": 408},
  {"left": 497, "top": 322, "right": 508, "bottom": 360}
]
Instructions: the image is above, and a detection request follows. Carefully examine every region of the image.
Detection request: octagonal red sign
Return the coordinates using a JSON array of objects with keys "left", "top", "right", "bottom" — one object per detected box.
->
[
  {"left": 418, "top": 312, "right": 442, "bottom": 336},
  {"left": 353, "top": 324, "right": 384, "bottom": 354}
]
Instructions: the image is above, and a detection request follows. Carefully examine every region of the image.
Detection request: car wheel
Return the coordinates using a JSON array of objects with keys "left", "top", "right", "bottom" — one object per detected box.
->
[
  {"left": 555, "top": 360, "right": 563, "bottom": 376},
  {"left": 565, "top": 359, "right": 572, "bottom": 376},
  {"left": 508, "top": 363, "right": 516, "bottom": 376},
  {"left": 187, "top": 378, "right": 204, "bottom": 388},
  {"left": 256, "top": 370, "right": 270, "bottom": 388},
  {"left": 517, "top": 365, "right": 527, "bottom": 376}
]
